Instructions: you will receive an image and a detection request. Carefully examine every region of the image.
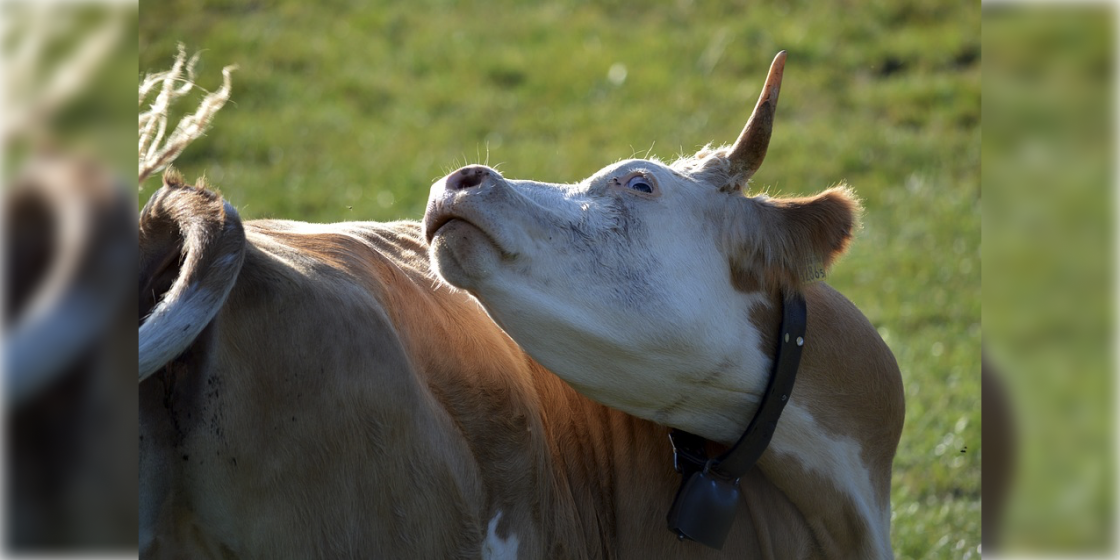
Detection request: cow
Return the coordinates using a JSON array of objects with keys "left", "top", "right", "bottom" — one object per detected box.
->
[{"left": 139, "top": 52, "right": 904, "bottom": 558}]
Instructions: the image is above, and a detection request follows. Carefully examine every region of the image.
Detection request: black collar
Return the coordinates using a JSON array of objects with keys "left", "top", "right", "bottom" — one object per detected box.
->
[{"left": 665, "top": 290, "right": 808, "bottom": 549}]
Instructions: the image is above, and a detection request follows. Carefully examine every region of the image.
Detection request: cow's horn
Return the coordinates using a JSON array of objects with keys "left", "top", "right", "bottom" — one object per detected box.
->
[{"left": 727, "top": 50, "right": 787, "bottom": 181}]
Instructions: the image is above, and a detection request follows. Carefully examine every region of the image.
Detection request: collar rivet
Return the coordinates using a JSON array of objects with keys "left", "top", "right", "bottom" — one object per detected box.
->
[{"left": 796, "top": 336, "right": 804, "bottom": 346}]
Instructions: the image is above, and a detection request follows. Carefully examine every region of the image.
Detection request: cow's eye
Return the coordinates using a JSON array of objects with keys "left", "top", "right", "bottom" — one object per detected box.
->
[{"left": 625, "top": 176, "right": 654, "bottom": 194}]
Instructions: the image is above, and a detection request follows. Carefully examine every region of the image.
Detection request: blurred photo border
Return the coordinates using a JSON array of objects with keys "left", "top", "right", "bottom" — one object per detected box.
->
[
  {"left": 982, "top": 0, "right": 1120, "bottom": 558},
  {"left": 1, "top": 0, "right": 137, "bottom": 558}
]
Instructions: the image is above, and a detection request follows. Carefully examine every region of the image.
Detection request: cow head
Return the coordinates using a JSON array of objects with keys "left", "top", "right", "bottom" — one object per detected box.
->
[{"left": 423, "top": 52, "right": 860, "bottom": 441}]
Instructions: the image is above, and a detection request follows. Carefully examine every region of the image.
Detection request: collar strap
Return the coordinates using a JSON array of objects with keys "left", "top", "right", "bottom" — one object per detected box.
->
[{"left": 665, "top": 290, "right": 808, "bottom": 549}]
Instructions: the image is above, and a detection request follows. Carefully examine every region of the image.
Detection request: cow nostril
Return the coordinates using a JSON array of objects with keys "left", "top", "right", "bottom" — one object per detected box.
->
[{"left": 447, "top": 166, "right": 490, "bottom": 191}]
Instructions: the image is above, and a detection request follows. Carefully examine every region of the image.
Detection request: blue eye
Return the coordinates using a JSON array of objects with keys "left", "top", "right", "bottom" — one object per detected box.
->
[{"left": 626, "top": 175, "right": 654, "bottom": 193}]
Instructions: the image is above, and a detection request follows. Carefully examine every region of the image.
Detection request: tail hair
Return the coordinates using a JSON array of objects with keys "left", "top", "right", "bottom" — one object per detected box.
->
[{"left": 139, "top": 171, "right": 244, "bottom": 380}]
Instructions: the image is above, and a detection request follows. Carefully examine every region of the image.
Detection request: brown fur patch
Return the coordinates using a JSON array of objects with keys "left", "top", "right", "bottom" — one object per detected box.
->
[
  {"left": 771, "top": 187, "right": 860, "bottom": 268},
  {"left": 730, "top": 186, "right": 861, "bottom": 294}
]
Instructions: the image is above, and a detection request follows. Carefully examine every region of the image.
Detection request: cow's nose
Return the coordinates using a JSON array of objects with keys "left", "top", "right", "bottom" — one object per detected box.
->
[{"left": 446, "top": 165, "right": 492, "bottom": 191}]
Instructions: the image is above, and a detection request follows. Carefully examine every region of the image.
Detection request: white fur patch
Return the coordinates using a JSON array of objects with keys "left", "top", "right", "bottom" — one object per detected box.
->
[
  {"left": 481, "top": 511, "right": 519, "bottom": 560},
  {"left": 769, "top": 404, "right": 893, "bottom": 560}
]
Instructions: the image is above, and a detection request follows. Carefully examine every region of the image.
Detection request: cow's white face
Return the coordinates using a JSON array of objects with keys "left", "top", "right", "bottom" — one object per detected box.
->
[
  {"left": 424, "top": 52, "right": 858, "bottom": 440},
  {"left": 425, "top": 157, "right": 768, "bottom": 431}
]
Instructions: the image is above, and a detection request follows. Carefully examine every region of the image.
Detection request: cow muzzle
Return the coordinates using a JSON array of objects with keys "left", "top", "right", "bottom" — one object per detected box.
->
[{"left": 423, "top": 165, "right": 508, "bottom": 245}]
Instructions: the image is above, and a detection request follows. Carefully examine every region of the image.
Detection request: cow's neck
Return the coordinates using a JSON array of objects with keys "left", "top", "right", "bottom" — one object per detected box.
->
[
  {"left": 518, "top": 348, "right": 824, "bottom": 558},
  {"left": 714, "top": 284, "right": 895, "bottom": 559},
  {"left": 634, "top": 283, "right": 894, "bottom": 559},
  {"left": 397, "top": 233, "right": 893, "bottom": 557},
  {"left": 396, "top": 271, "right": 815, "bottom": 557}
]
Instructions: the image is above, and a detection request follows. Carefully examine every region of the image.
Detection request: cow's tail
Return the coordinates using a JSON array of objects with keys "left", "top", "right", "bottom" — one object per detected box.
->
[{"left": 139, "top": 170, "right": 245, "bottom": 381}]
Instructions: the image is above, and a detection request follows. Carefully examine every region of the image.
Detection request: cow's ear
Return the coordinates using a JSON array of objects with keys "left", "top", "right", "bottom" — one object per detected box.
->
[{"left": 728, "top": 187, "right": 860, "bottom": 292}]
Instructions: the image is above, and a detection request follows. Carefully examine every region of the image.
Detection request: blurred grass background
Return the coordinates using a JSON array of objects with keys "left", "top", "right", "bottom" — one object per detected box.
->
[
  {"left": 3, "top": 4, "right": 136, "bottom": 179},
  {"left": 4, "top": 4, "right": 138, "bottom": 552},
  {"left": 140, "top": 0, "right": 981, "bottom": 557},
  {"left": 983, "top": 5, "right": 1116, "bottom": 556}
]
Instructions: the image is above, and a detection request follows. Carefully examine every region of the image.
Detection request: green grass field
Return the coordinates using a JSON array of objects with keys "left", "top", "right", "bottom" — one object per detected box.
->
[{"left": 140, "top": 1, "right": 981, "bottom": 557}]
